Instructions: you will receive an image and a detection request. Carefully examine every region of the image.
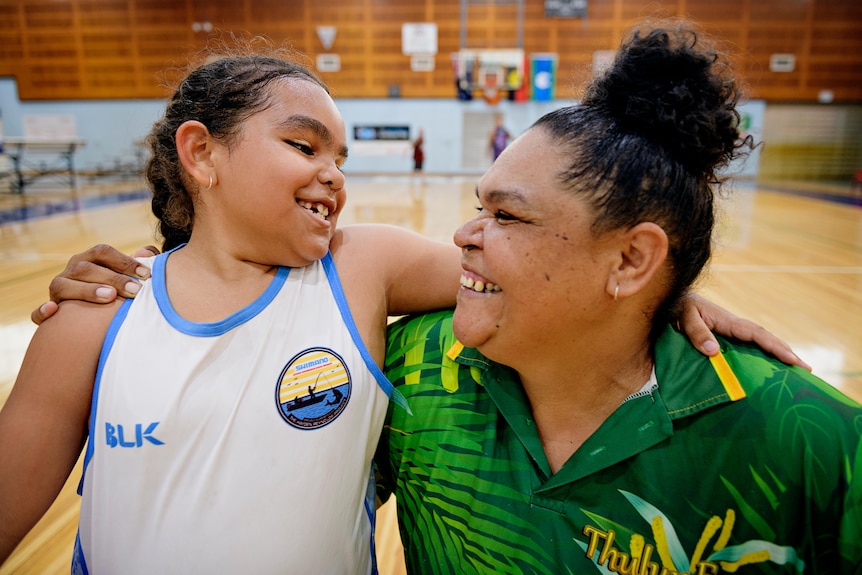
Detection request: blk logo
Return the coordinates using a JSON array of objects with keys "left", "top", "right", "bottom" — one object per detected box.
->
[{"left": 105, "top": 422, "right": 164, "bottom": 447}]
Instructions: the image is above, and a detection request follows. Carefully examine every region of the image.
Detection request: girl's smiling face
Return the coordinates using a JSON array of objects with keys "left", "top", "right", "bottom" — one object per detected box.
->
[
  {"left": 206, "top": 78, "right": 348, "bottom": 267},
  {"left": 452, "top": 127, "right": 621, "bottom": 366}
]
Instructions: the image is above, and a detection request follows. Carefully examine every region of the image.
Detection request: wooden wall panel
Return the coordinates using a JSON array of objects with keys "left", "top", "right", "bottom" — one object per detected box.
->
[
  {"left": 686, "top": 0, "right": 748, "bottom": 23},
  {"left": 134, "top": 0, "right": 188, "bottom": 26},
  {"left": 247, "top": 0, "right": 304, "bottom": 22},
  {"left": 370, "top": 1, "right": 427, "bottom": 22},
  {"left": 619, "top": 0, "right": 676, "bottom": 22},
  {"left": 579, "top": 0, "right": 615, "bottom": 21},
  {"left": 1, "top": 0, "right": 860, "bottom": 102},
  {"left": 79, "top": 0, "right": 132, "bottom": 27},
  {"left": 748, "top": 0, "right": 808, "bottom": 22},
  {"left": 0, "top": 4, "right": 24, "bottom": 78}
]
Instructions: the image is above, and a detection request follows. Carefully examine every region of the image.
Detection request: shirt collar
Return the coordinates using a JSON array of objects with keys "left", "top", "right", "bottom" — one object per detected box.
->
[{"left": 448, "top": 324, "right": 742, "bottom": 423}]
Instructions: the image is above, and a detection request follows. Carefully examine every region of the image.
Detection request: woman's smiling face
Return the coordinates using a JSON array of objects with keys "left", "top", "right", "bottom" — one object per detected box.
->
[{"left": 452, "top": 126, "right": 621, "bottom": 365}]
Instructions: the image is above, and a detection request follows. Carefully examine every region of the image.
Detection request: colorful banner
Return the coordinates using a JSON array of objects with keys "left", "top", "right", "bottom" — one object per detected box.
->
[
  {"left": 530, "top": 53, "right": 557, "bottom": 102},
  {"left": 511, "top": 54, "right": 530, "bottom": 102}
]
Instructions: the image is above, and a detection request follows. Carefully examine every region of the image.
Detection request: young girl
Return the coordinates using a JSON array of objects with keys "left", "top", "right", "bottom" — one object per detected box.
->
[
  {"left": 0, "top": 50, "right": 458, "bottom": 574},
  {"left": 4, "top": 45, "right": 804, "bottom": 574}
]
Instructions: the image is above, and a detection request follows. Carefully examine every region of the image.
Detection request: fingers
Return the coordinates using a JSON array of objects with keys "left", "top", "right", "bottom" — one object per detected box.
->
[
  {"left": 677, "top": 300, "right": 721, "bottom": 356},
  {"left": 132, "top": 245, "right": 161, "bottom": 259},
  {"left": 682, "top": 292, "right": 812, "bottom": 371},
  {"left": 725, "top": 321, "right": 812, "bottom": 372},
  {"left": 30, "top": 301, "right": 59, "bottom": 326},
  {"left": 49, "top": 244, "right": 150, "bottom": 303}
]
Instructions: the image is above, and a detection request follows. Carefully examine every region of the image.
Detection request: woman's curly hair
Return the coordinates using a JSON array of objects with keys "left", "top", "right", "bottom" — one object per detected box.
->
[{"left": 533, "top": 21, "right": 754, "bottom": 340}]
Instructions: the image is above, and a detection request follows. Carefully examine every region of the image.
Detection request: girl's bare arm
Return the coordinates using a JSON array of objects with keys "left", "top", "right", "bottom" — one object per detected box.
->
[{"left": 0, "top": 301, "right": 118, "bottom": 562}]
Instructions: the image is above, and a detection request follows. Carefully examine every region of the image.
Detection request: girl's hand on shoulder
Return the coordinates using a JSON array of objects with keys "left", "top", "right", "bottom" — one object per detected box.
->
[{"left": 678, "top": 292, "right": 811, "bottom": 370}]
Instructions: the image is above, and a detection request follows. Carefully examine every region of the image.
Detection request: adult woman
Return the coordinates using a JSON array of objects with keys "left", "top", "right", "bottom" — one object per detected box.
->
[{"left": 378, "top": 22, "right": 861, "bottom": 573}]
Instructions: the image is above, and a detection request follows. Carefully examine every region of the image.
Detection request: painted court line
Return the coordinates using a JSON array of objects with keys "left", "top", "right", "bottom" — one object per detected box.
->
[{"left": 710, "top": 264, "right": 862, "bottom": 274}]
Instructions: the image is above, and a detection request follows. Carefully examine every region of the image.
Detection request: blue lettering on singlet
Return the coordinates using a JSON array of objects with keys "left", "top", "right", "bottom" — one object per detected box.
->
[
  {"left": 104, "top": 422, "right": 165, "bottom": 447},
  {"left": 295, "top": 357, "right": 329, "bottom": 371}
]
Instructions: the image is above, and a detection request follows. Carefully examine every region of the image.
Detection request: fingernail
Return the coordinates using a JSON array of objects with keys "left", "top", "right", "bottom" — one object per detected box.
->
[
  {"left": 136, "top": 266, "right": 150, "bottom": 278},
  {"left": 702, "top": 340, "right": 719, "bottom": 355},
  {"left": 96, "top": 287, "right": 114, "bottom": 300},
  {"left": 40, "top": 302, "right": 51, "bottom": 314},
  {"left": 125, "top": 281, "right": 141, "bottom": 295}
]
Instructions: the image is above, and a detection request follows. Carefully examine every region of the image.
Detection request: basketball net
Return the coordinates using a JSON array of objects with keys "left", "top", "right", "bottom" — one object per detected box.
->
[{"left": 482, "top": 76, "right": 502, "bottom": 105}]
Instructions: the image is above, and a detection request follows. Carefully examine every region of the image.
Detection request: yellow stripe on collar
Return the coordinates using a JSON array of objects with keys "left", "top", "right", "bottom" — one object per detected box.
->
[
  {"left": 446, "top": 340, "right": 465, "bottom": 361},
  {"left": 709, "top": 353, "right": 746, "bottom": 401}
]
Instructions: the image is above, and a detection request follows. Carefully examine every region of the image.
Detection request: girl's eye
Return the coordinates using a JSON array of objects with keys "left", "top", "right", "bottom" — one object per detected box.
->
[{"left": 289, "top": 141, "right": 313, "bottom": 155}]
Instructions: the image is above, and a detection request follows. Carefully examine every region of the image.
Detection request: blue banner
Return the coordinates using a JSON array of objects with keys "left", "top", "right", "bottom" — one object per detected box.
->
[{"left": 530, "top": 54, "right": 557, "bottom": 102}]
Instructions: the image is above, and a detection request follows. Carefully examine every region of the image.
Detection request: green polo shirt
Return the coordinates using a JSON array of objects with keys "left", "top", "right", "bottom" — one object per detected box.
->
[{"left": 377, "top": 310, "right": 862, "bottom": 575}]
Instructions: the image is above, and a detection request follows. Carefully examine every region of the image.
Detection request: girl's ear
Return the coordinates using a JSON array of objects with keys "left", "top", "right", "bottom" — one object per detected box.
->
[
  {"left": 606, "top": 222, "right": 669, "bottom": 300},
  {"left": 175, "top": 120, "right": 216, "bottom": 190}
]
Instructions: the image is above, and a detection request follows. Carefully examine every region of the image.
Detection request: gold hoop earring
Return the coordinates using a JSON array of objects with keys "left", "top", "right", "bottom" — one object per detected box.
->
[
  {"left": 613, "top": 285, "right": 619, "bottom": 302},
  {"left": 205, "top": 175, "right": 213, "bottom": 191}
]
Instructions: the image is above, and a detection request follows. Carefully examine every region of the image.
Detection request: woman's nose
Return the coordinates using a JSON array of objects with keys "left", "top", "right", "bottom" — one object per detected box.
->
[{"left": 454, "top": 216, "right": 483, "bottom": 250}]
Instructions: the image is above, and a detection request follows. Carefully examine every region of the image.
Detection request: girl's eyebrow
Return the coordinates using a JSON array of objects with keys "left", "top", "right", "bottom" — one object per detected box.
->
[{"left": 279, "top": 114, "right": 349, "bottom": 159}]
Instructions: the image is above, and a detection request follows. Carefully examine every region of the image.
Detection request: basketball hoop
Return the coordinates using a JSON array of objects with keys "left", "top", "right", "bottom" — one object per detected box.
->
[
  {"left": 482, "top": 86, "right": 502, "bottom": 105},
  {"left": 453, "top": 49, "right": 524, "bottom": 104},
  {"left": 480, "top": 66, "right": 503, "bottom": 105}
]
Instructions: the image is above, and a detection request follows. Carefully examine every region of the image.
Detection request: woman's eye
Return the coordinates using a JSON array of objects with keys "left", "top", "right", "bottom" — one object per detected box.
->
[{"left": 474, "top": 206, "right": 517, "bottom": 222}]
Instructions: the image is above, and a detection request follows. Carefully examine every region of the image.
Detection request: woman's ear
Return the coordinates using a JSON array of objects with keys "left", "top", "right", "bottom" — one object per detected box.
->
[
  {"left": 607, "top": 222, "right": 669, "bottom": 300},
  {"left": 175, "top": 120, "right": 215, "bottom": 190}
]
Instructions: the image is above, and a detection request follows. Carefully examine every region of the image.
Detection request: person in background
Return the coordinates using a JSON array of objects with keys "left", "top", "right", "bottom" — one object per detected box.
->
[
  {"left": 377, "top": 21, "right": 862, "bottom": 574},
  {"left": 411, "top": 128, "right": 425, "bottom": 175},
  {"left": 488, "top": 113, "right": 511, "bottom": 162}
]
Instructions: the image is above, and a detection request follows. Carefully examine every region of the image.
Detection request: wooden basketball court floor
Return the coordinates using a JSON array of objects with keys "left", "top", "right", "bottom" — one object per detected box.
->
[{"left": 1, "top": 174, "right": 860, "bottom": 573}]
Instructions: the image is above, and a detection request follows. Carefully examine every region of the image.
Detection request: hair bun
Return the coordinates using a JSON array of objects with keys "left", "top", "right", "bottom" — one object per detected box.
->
[{"left": 584, "top": 24, "right": 743, "bottom": 175}]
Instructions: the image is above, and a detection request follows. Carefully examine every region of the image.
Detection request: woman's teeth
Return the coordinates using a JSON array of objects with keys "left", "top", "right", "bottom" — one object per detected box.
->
[
  {"left": 460, "top": 274, "right": 501, "bottom": 293},
  {"left": 299, "top": 201, "right": 329, "bottom": 219}
]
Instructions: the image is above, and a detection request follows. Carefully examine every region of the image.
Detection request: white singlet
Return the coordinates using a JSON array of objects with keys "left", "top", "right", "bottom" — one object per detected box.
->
[{"left": 73, "top": 250, "right": 401, "bottom": 575}]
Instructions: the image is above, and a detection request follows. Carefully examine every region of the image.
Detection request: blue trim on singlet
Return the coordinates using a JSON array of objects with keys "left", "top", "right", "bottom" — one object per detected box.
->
[
  {"left": 364, "top": 461, "right": 380, "bottom": 575},
  {"left": 152, "top": 247, "right": 290, "bottom": 336},
  {"left": 320, "top": 251, "right": 410, "bottom": 412},
  {"left": 71, "top": 530, "right": 90, "bottom": 575},
  {"left": 77, "top": 297, "right": 134, "bottom": 497}
]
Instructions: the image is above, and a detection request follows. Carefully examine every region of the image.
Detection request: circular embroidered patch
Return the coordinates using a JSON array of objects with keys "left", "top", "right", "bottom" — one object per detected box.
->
[{"left": 275, "top": 347, "right": 351, "bottom": 430}]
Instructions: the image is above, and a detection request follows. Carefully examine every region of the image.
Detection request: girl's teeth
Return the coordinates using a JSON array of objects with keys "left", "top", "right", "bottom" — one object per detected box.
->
[{"left": 300, "top": 201, "right": 329, "bottom": 218}]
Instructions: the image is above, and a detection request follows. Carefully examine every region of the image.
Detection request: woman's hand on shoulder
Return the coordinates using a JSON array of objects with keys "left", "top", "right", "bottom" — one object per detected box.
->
[{"left": 31, "top": 244, "right": 158, "bottom": 325}]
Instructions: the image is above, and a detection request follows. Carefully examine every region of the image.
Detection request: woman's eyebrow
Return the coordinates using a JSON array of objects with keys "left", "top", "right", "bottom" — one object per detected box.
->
[
  {"left": 476, "top": 185, "right": 528, "bottom": 205},
  {"left": 279, "top": 114, "right": 349, "bottom": 159}
]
